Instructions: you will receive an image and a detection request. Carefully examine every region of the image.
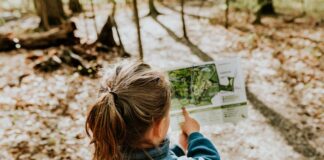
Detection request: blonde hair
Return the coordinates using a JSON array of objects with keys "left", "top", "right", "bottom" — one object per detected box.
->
[{"left": 85, "top": 61, "right": 171, "bottom": 160}]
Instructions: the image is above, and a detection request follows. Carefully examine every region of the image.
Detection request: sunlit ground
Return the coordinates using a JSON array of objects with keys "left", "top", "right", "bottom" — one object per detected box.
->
[{"left": 0, "top": 0, "right": 323, "bottom": 159}]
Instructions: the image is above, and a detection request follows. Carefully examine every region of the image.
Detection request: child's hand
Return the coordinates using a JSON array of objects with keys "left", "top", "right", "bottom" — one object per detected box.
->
[
  {"left": 179, "top": 132, "right": 188, "bottom": 151},
  {"left": 180, "top": 107, "right": 200, "bottom": 136}
]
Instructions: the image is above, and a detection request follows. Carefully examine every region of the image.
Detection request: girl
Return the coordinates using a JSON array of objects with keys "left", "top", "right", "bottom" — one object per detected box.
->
[{"left": 85, "top": 61, "right": 220, "bottom": 160}]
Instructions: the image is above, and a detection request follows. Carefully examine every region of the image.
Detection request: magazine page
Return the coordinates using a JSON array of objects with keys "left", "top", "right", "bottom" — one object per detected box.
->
[{"left": 167, "top": 57, "right": 247, "bottom": 130}]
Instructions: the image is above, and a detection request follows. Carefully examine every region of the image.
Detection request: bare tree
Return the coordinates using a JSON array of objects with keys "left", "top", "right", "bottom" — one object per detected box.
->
[
  {"left": 90, "top": 0, "right": 99, "bottom": 36},
  {"left": 97, "top": 16, "right": 117, "bottom": 48},
  {"left": 69, "top": 0, "right": 83, "bottom": 14},
  {"left": 34, "top": 0, "right": 66, "bottom": 30},
  {"left": 97, "top": 0, "right": 129, "bottom": 57},
  {"left": 147, "top": 0, "right": 161, "bottom": 18},
  {"left": 133, "top": 0, "right": 144, "bottom": 60},
  {"left": 225, "top": 0, "right": 229, "bottom": 28},
  {"left": 82, "top": 11, "right": 89, "bottom": 41},
  {"left": 253, "top": 0, "right": 275, "bottom": 24},
  {"left": 181, "top": 0, "right": 189, "bottom": 40},
  {"left": 111, "top": 0, "right": 129, "bottom": 57}
]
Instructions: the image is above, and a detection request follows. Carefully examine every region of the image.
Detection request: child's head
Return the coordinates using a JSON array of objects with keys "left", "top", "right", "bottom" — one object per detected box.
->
[{"left": 85, "top": 61, "right": 171, "bottom": 160}]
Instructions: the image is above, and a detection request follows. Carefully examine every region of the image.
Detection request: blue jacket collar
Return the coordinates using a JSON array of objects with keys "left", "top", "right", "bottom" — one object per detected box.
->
[{"left": 125, "top": 138, "right": 170, "bottom": 160}]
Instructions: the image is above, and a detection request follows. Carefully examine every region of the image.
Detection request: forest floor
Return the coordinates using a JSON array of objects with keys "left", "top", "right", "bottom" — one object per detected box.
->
[{"left": 0, "top": 1, "right": 323, "bottom": 160}]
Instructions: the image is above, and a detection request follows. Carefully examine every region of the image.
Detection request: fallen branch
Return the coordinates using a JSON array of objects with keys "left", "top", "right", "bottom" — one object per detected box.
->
[
  {"left": 0, "top": 34, "right": 17, "bottom": 51},
  {"left": 289, "top": 34, "right": 324, "bottom": 44},
  {"left": 21, "top": 22, "right": 79, "bottom": 49},
  {"left": 0, "top": 21, "right": 79, "bottom": 51},
  {"left": 33, "top": 48, "right": 100, "bottom": 77}
]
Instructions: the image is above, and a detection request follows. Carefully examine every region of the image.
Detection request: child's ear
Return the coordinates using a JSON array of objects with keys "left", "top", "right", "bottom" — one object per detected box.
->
[{"left": 152, "top": 118, "right": 164, "bottom": 138}]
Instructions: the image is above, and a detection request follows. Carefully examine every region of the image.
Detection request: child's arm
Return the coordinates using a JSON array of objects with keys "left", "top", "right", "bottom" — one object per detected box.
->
[
  {"left": 180, "top": 108, "right": 221, "bottom": 160},
  {"left": 170, "top": 144, "right": 185, "bottom": 157},
  {"left": 187, "top": 132, "right": 220, "bottom": 160}
]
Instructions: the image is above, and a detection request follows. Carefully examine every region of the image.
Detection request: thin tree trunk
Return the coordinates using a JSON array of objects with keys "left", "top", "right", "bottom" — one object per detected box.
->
[
  {"left": 133, "top": 0, "right": 144, "bottom": 60},
  {"left": 254, "top": 8, "right": 261, "bottom": 24},
  {"left": 225, "top": 0, "right": 229, "bottom": 28},
  {"left": 147, "top": 0, "right": 161, "bottom": 18},
  {"left": 69, "top": 0, "right": 83, "bottom": 14},
  {"left": 111, "top": 0, "right": 117, "bottom": 17},
  {"left": 57, "top": 0, "right": 65, "bottom": 18},
  {"left": 111, "top": 0, "right": 129, "bottom": 57},
  {"left": 82, "top": 11, "right": 89, "bottom": 41},
  {"left": 90, "top": 0, "right": 99, "bottom": 36},
  {"left": 181, "top": 0, "right": 188, "bottom": 40}
]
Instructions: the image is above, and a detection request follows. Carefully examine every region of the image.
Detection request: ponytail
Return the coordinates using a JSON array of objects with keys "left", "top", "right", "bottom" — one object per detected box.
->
[
  {"left": 85, "top": 61, "right": 171, "bottom": 159},
  {"left": 86, "top": 92, "right": 126, "bottom": 160}
]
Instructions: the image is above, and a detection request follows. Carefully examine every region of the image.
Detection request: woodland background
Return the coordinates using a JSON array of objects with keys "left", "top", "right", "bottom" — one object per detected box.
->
[{"left": 0, "top": 0, "right": 323, "bottom": 159}]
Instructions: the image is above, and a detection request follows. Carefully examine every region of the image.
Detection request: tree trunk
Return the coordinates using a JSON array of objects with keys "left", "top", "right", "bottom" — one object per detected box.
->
[
  {"left": 253, "top": 0, "right": 275, "bottom": 24},
  {"left": 34, "top": 0, "right": 66, "bottom": 30},
  {"left": 133, "top": 0, "right": 144, "bottom": 60},
  {"left": 181, "top": 0, "right": 189, "bottom": 40},
  {"left": 90, "top": 0, "right": 99, "bottom": 36},
  {"left": 96, "top": 0, "right": 130, "bottom": 57},
  {"left": 69, "top": 0, "right": 83, "bottom": 14},
  {"left": 111, "top": 0, "right": 130, "bottom": 57},
  {"left": 225, "top": 0, "right": 229, "bottom": 28},
  {"left": 97, "top": 16, "right": 117, "bottom": 48},
  {"left": 147, "top": 0, "right": 161, "bottom": 18}
]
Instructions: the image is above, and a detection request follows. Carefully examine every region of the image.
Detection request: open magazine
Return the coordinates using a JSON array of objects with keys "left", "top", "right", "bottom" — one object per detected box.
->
[{"left": 166, "top": 57, "right": 247, "bottom": 130}]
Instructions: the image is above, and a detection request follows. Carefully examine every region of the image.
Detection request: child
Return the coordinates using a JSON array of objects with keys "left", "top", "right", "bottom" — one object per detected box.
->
[{"left": 85, "top": 61, "right": 220, "bottom": 160}]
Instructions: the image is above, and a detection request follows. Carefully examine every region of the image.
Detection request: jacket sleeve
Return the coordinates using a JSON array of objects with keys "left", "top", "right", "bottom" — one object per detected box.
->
[
  {"left": 186, "top": 132, "right": 221, "bottom": 160},
  {"left": 171, "top": 144, "right": 186, "bottom": 157}
]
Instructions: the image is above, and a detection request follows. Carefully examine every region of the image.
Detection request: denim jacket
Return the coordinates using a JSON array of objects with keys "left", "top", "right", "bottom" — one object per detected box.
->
[{"left": 126, "top": 132, "right": 220, "bottom": 160}]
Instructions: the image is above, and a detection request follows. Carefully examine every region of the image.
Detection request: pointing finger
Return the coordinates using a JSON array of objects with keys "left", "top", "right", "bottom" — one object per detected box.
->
[{"left": 182, "top": 107, "right": 190, "bottom": 120}]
